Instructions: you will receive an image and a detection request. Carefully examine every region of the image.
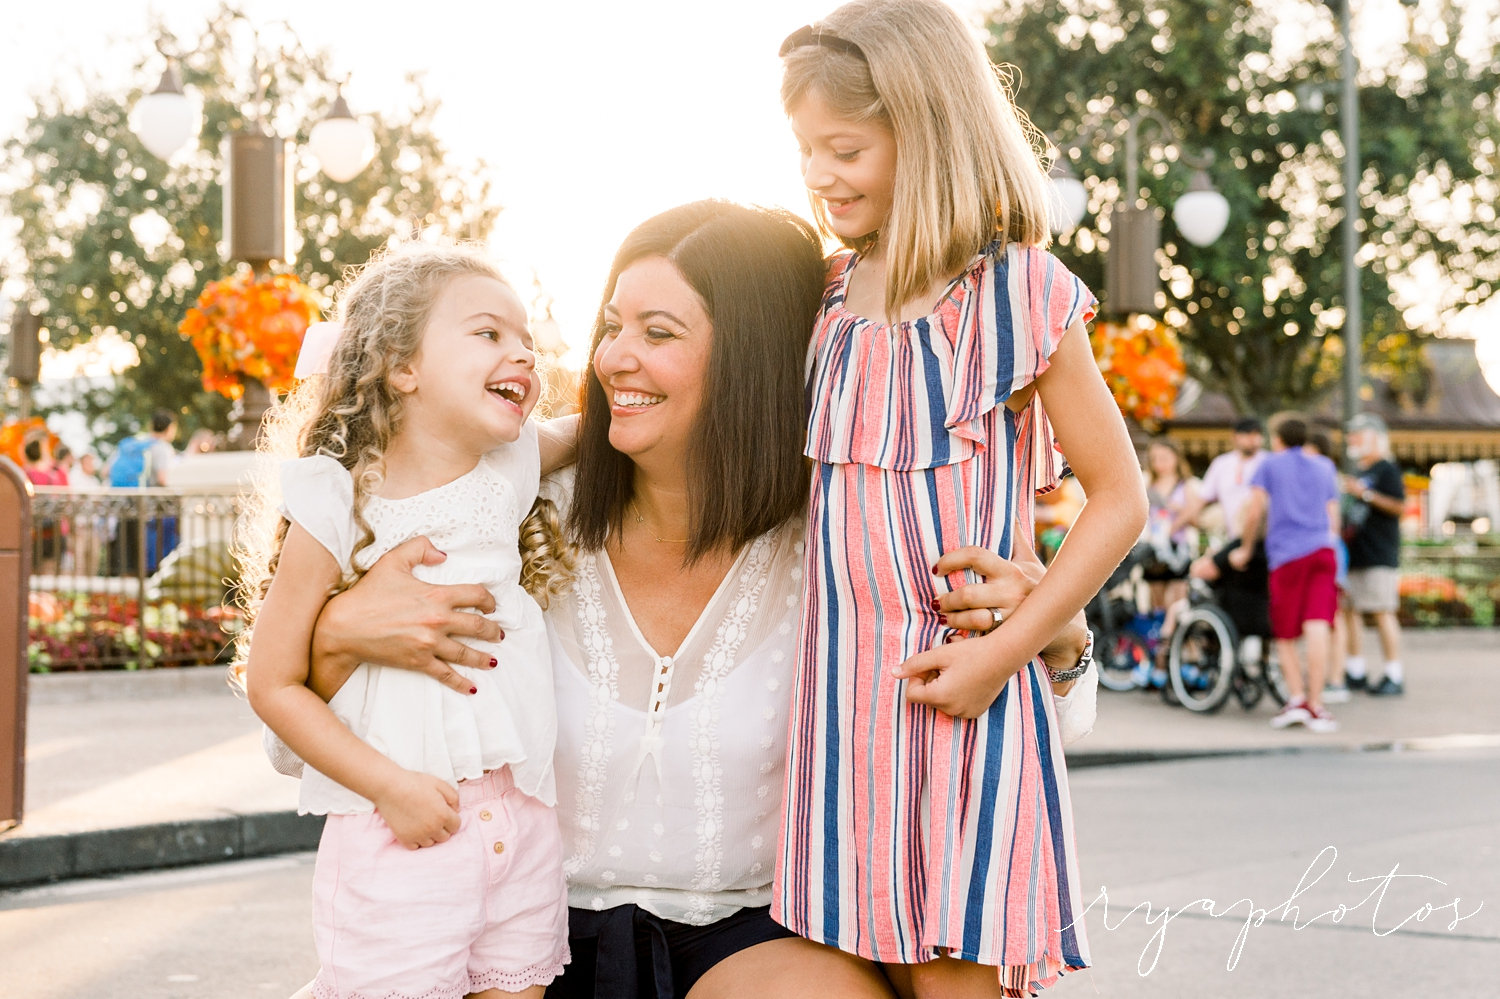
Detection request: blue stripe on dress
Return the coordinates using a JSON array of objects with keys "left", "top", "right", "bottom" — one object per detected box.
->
[
  {"left": 917, "top": 318, "right": 950, "bottom": 467},
  {"left": 962, "top": 678, "right": 1011, "bottom": 957},
  {"left": 992, "top": 253, "right": 1017, "bottom": 398},
  {"left": 817, "top": 462, "right": 843, "bottom": 945}
]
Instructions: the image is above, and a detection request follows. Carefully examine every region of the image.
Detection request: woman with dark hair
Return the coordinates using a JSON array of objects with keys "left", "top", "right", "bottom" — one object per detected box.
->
[{"left": 293, "top": 201, "right": 1093, "bottom": 999}]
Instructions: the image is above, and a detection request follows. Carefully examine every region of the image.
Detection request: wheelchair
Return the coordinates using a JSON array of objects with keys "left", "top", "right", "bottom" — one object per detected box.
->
[{"left": 1166, "top": 568, "right": 1290, "bottom": 713}]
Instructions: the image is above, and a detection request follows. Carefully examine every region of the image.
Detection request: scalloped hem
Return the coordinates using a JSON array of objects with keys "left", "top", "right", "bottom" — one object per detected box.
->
[
  {"left": 311, "top": 952, "right": 568, "bottom": 999},
  {"left": 469, "top": 952, "right": 569, "bottom": 993}
]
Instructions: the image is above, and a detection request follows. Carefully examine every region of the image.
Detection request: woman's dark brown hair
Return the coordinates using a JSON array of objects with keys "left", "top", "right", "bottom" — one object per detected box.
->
[{"left": 569, "top": 200, "right": 827, "bottom": 560}]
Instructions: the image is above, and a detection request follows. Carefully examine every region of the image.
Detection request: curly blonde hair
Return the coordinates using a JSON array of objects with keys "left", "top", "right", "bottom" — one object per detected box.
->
[{"left": 230, "top": 242, "right": 573, "bottom": 688}]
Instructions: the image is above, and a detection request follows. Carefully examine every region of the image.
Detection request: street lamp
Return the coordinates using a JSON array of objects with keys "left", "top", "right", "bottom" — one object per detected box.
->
[
  {"left": 5, "top": 308, "right": 43, "bottom": 421},
  {"left": 130, "top": 25, "right": 378, "bottom": 268},
  {"left": 130, "top": 45, "right": 199, "bottom": 162},
  {"left": 1048, "top": 109, "right": 1231, "bottom": 317},
  {"left": 1320, "top": 0, "right": 1419, "bottom": 464}
]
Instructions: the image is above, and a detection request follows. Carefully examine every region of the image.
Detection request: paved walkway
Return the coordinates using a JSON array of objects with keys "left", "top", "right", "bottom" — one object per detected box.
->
[{"left": 3, "top": 629, "right": 1496, "bottom": 888}]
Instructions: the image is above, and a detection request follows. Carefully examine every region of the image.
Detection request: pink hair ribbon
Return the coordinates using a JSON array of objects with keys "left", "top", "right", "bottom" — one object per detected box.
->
[{"left": 294, "top": 320, "right": 343, "bottom": 379}]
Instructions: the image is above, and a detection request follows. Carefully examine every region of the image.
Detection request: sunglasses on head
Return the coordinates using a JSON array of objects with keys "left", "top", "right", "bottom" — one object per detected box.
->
[{"left": 778, "top": 24, "right": 868, "bottom": 61}]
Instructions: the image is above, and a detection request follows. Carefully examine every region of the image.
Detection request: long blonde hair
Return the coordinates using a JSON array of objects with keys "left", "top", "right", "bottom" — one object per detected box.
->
[
  {"left": 230, "top": 243, "right": 573, "bottom": 688},
  {"left": 781, "top": 0, "right": 1053, "bottom": 317}
]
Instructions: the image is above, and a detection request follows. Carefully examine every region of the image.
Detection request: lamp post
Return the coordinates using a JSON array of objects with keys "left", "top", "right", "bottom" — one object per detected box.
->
[
  {"left": 130, "top": 21, "right": 377, "bottom": 446},
  {"left": 130, "top": 23, "right": 378, "bottom": 268},
  {"left": 5, "top": 309, "right": 42, "bottom": 422},
  {"left": 1048, "top": 109, "right": 1230, "bottom": 318},
  {"left": 1333, "top": 0, "right": 1363, "bottom": 455},
  {"left": 1322, "top": 0, "right": 1419, "bottom": 464}
]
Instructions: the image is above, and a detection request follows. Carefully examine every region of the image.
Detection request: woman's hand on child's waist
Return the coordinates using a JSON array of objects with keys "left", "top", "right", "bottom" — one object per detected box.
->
[
  {"left": 900, "top": 545, "right": 1088, "bottom": 718},
  {"left": 311, "top": 536, "right": 504, "bottom": 701},
  {"left": 929, "top": 546, "right": 1088, "bottom": 675}
]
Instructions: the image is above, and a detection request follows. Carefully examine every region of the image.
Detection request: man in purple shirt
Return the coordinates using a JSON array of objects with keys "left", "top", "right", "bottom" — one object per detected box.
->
[{"left": 1231, "top": 413, "right": 1341, "bottom": 732}]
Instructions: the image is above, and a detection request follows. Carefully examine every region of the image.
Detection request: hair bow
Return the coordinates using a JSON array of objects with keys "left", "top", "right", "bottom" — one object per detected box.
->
[{"left": 294, "top": 320, "right": 343, "bottom": 379}]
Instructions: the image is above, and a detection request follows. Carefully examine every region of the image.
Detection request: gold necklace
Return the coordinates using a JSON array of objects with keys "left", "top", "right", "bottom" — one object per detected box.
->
[{"left": 630, "top": 503, "right": 689, "bottom": 544}]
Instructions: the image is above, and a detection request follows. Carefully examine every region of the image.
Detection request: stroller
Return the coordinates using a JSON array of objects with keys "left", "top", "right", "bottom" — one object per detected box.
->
[{"left": 1086, "top": 543, "right": 1161, "bottom": 692}]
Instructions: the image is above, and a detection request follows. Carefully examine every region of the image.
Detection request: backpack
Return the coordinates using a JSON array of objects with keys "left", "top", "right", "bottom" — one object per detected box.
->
[{"left": 108, "top": 434, "right": 156, "bottom": 487}]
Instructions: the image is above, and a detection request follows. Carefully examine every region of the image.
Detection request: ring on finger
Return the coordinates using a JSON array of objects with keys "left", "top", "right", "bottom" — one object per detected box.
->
[{"left": 987, "top": 607, "right": 1004, "bottom": 632}]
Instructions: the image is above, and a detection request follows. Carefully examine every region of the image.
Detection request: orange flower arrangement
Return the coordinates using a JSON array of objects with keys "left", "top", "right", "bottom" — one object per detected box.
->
[
  {"left": 1091, "top": 316, "right": 1187, "bottom": 425},
  {"left": 178, "top": 269, "right": 322, "bottom": 400},
  {"left": 0, "top": 417, "right": 56, "bottom": 467}
]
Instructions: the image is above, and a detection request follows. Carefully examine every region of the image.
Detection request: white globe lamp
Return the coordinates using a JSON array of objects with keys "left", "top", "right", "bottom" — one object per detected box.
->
[
  {"left": 1172, "top": 170, "right": 1231, "bottom": 247},
  {"left": 131, "top": 63, "right": 199, "bottom": 162},
  {"left": 1046, "top": 161, "right": 1089, "bottom": 234},
  {"left": 309, "top": 91, "right": 376, "bottom": 183}
]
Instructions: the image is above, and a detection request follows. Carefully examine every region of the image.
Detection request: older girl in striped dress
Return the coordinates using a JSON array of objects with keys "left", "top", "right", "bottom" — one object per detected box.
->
[{"left": 771, "top": 2, "right": 1148, "bottom": 995}]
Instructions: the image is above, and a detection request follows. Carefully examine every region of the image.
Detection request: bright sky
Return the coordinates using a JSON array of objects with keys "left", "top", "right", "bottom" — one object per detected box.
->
[
  {"left": 3, "top": 0, "right": 1497, "bottom": 383},
  {"left": 3, "top": 0, "right": 882, "bottom": 365}
]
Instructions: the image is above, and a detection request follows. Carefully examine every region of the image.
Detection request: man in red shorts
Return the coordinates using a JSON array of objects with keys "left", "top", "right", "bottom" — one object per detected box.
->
[{"left": 1230, "top": 413, "right": 1341, "bottom": 732}]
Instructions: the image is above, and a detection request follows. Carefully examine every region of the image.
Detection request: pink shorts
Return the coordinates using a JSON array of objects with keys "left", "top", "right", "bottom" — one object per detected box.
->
[
  {"left": 311, "top": 768, "right": 569, "bottom": 999},
  {"left": 1268, "top": 547, "right": 1338, "bottom": 640}
]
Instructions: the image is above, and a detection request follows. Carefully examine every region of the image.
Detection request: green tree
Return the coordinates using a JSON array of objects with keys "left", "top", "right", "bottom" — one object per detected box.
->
[
  {"left": 2, "top": 4, "right": 500, "bottom": 441},
  {"left": 989, "top": 0, "right": 1499, "bottom": 416}
]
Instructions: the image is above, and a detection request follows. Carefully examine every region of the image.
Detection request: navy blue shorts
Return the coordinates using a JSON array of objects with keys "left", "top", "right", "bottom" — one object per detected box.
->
[{"left": 546, "top": 903, "right": 797, "bottom": 999}]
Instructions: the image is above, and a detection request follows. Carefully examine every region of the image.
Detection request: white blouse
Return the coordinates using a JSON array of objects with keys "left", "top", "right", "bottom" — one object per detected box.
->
[{"left": 547, "top": 499, "right": 805, "bottom": 925}]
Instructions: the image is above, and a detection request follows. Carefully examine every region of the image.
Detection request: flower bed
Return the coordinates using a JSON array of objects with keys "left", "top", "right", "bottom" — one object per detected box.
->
[
  {"left": 1397, "top": 542, "right": 1500, "bottom": 628},
  {"left": 28, "top": 591, "right": 242, "bottom": 672}
]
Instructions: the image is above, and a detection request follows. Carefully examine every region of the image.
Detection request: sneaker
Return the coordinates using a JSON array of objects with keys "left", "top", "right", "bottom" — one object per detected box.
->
[
  {"left": 1305, "top": 704, "right": 1339, "bottom": 733},
  {"left": 1149, "top": 667, "right": 1169, "bottom": 690},
  {"left": 1239, "top": 635, "right": 1263, "bottom": 666},
  {"left": 1271, "top": 698, "right": 1312, "bottom": 729},
  {"left": 1368, "top": 676, "right": 1405, "bottom": 696},
  {"left": 1130, "top": 661, "right": 1152, "bottom": 689},
  {"left": 1322, "top": 684, "right": 1351, "bottom": 704},
  {"left": 1345, "top": 674, "right": 1368, "bottom": 692}
]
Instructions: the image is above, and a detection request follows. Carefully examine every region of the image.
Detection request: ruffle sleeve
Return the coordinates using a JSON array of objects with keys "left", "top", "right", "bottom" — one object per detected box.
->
[
  {"left": 950, "top": 245, "right": 1094, "bottom": 494},
  {"left": 804, "top": 243, "right": 1094, "bottom": 482},
  {"left": 278, "top": 455, "right": 356, "bottom": 570},
  {"left": 479, "top": 420, "right": 541, "bottom": 522}
]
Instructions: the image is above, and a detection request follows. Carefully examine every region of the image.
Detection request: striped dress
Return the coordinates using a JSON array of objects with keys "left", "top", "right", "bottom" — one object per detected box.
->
[{"left": 772, "top": 241, "right": 1095, "bottom": 996}]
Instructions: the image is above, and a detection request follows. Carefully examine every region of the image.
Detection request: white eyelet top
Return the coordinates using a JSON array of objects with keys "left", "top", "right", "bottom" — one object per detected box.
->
[
  {"left": 542, "top": 471, "right": 805, "bottom": 925},
  {"left": 278, "top": 422, "right": 555, "bottom": 814}
]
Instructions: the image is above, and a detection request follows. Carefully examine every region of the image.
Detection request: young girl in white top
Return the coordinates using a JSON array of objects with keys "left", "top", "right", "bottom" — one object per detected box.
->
[
  {"left": 774, "top": 2, "right": 1148, "bottom": 996},
  {"left": 240, "top": 243, "right": 572, "bottom": 999}
]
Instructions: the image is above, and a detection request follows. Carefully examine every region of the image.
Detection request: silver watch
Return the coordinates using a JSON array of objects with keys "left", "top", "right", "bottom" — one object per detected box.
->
[{"left": 1046, "top": 628, "right": 1093, "bottom": 683}]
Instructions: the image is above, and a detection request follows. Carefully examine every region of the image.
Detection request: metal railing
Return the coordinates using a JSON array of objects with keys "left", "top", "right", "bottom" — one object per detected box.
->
[
  {"left": 25, "top": 485, "right": 245, "bottom": 671},
  {"left": 10, "top": 488, "right": 1498, "bottom": 674}
]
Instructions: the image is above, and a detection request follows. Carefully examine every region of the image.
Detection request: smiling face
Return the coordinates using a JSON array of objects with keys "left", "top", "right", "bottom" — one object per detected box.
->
[
  {"left": 393, "top": 273, "right": 537, "bottom": 458},
  {"left": 1148, "top": 443, "right": 1180, "bottom": 480},
  {"left": 591, "top": 256, "right": 712, "bottom": 470},
  {"left": 788, "top": 88, "right": 898, "bottom": 242}
]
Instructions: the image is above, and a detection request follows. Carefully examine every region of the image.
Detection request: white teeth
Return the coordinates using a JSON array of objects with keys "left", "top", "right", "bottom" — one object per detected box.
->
[
  {"left": 487, "top": 380, "right": 527, "bottom": 403},
  {"left": 614, "top": 392, "right": 664, "bottom": 407}
]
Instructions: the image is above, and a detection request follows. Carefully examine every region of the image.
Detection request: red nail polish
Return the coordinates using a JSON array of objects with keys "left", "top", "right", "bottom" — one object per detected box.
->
[
  {"left": 469, "top": 686, "right": 478, "bottom": 695},
  {"left": 931, "top": 563, "right": 940, "bottom": 574},
  {"left": 930, "top": 598, "right": 940, "bottom": 610},
  {"left": 498, "top": 630, "right": 506, "bottom": 640},
  {"left": 937, "top": 614, "right": 948, "bottom": 624},
  {"left": 488, "top": 657, "right": 498, "bottom": 668}
]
